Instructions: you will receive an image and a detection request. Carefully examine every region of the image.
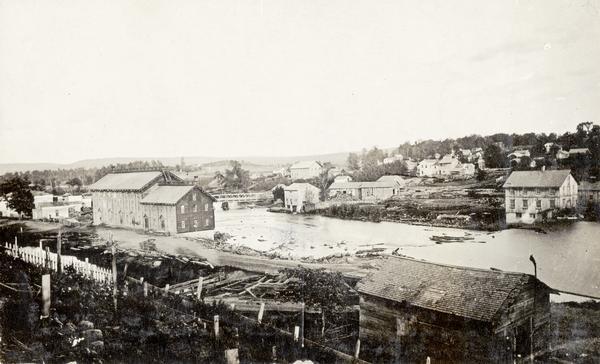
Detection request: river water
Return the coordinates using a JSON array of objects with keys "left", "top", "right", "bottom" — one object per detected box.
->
[{"left": 189, "top": 208, "right": 600, "bottom": 300}]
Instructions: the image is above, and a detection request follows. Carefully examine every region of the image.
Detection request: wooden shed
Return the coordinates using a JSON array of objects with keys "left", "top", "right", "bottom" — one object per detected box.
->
[{"left": 356, "top": 256, "right": 555, "bottom": 363}]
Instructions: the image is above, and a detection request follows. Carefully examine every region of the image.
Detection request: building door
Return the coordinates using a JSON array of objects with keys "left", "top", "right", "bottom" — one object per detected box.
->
[
  {"left": 514, "top": 323, "right": 531, "bottom": 360},
  {"left": 144, "top": 215, "right": 149, "bottom": 230}
]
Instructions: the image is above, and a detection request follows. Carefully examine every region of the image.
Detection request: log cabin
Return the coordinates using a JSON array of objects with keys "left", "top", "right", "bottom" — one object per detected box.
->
[{"left": 356, "top": 256, "right": 555, "bottom": 363}]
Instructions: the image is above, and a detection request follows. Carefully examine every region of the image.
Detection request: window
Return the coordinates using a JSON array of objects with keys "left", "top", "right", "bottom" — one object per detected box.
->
[
  {"left": 193, "top": 193, "right": 197, "bottom": 201},
  {"left": 193, "top": 204, "right": 197, "bottom": 213},
  {"left": 181, "top": 220, "right": 185, "bottom": 229},
  {"left": 205, "top": 203, "right": 209, "bottom": 211},
  {"left": 193, "top": 220, "right": 198, "bottom": 228},
  {"left": 530, "top": 213, "right": 536, "bottom": 219},
  {"left": 516, "top": 213, "right": 522, "bottom": 218},
  {"left": 522, "top": 199, "right": 528, "bottom": 209},
  {"left": 180, "top": 205, "right": 185, "bottom": 214},
  {"left": 536, "top": 199, "right": 541, "bottom": 209},
  {"left": 206, "top": 218, "right": 210, "bottom": 226},
  {"left": 509, "top": 199, "right": 515, "bottom": 209}
]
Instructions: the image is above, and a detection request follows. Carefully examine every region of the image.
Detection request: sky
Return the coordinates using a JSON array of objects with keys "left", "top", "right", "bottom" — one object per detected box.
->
[{"left": 1, "top": 0, "right": 599, "bottom": 164}]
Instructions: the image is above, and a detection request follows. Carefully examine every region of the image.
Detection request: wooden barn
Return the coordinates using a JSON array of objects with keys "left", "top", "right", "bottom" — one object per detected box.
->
[
  {"left": 140, "top": 184, "right": 216, "bottom": 233},
  {"left": 91, "top": 171, "right": 215, "bottom": 234},
  {"left": 356, "top": 256, "right": 555, "bottom": 363}
]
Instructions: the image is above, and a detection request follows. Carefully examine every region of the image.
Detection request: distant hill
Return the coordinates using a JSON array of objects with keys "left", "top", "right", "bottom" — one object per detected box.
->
[{"left": 0, "top": 151, "right": 365, "bottom": 175}]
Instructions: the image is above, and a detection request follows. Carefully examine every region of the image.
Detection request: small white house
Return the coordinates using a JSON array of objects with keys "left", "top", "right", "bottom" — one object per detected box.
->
[
  {"left": 32, "top": 204, "right": 79, "bottom": 220},
  {"left": 33, "top": 193, "right": 54, "bottom": 208},
  {"left": 0, "top": 197, "right": 19, "bottom": 218},
  {"left": 334, "top": 175, "right": 353, "bottom": 183},
  {"left": 383, "top": 154, "right": 403, "bottom": 165},
  {"left": 417, "top": 159, "right": 439, "bottom": 177},
  {"left": 284, "top": 183, "right": 321, "bottom": 212},
  {"left": 289, "top": 161, "right": 323, "bottom": 180}
]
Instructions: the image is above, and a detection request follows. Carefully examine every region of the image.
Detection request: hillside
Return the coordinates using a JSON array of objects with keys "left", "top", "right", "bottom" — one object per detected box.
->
[{"left": 0, "top": 151, "right": 361, "bottom": 174}]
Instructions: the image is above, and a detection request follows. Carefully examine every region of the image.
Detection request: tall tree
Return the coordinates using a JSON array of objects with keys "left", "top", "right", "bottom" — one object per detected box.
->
[
  {"left": 224, "top": 160, "right": 250, "bottom": 192},
  {"left": 483, "top": 144, "right": 505, "bottom": 168},
  {"left": 346, "top": 153, "right": 361, "bottom": 171},
  {"left": 0, "top": 176, "right": 35, "bottom": 218}
]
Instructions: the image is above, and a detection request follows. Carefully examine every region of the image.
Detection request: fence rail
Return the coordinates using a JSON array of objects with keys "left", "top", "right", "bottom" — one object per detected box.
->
[{"left": 3, "top": 242, "right": 113, "bottom": 284}]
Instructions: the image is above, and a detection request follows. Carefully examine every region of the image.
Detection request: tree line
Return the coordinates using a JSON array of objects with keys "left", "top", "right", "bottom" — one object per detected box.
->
[{"left": 347, "top": 122, "right": 600, "bottom": 181}]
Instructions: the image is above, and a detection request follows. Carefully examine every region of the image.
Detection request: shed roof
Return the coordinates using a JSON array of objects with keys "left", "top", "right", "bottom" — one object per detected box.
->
[
  {"left": 418, "top": 159, "right": 438, "bottom": 166},
  {"left": 329, "top": 181, "right": 398, "bottom": 189},
  {"left": 140, "top": 185, "right": 215, "bottom": 205},
  {"left": 377, "top": 175, "right": 405, "bottom": 184},
  {"left": 356, "top": 256, "right": 552, "bottom": 323},
  {"left": 284, "top": 182, "right": 320, "bottom": 192},
  {"left": 579, "top": 181, "right": 600, "bottom": 191},
  {"left": 90, "top": 171, "right": 182, "bottom": 192},
  {"left": 502, "top": 170, "right": 572, "bottom": 189}
]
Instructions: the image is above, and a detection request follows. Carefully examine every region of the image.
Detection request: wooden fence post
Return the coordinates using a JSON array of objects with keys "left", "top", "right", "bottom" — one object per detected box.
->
[
  {"left": 300, "top": 302, "right": 305, "bottom": 348},
  {"left": 354, "top": 338, "right": 361, "bottom": 359},
  {"left": 41, "top": 274, "right": 51, "bottom": 317},
  {"left": 143, "top": 282, "right": 148, "bottom": 297},
  {"left": 214, "top": 315, "right": 220, "bottom": 338},
  {"left": 85, "top": 258, "right": 90, "bottom": 277},
  {"left": 196, "top": 276, "right": 203, "bottom": 300},
  {"left": 258, "top": 302, "right": 265, "bottom": 324},
  {"left": 56, "top": 230, "right": 62, "bottom": 274},
  {"left": 112, "top": 243, "right": 117, "bottom": 311},
  {"left": 45, "top": 247, "right": 50, "bottom": 269},
  {"left": 224, "top": 348, "right": 239, "bottom": 364}
]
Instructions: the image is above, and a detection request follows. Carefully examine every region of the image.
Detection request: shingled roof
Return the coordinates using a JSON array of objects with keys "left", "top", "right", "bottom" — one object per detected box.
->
[
  {"left": 90, "top": 171, "right": 182, "bottom": 192},
  {"left": 356, "top": 256, "right": 552, "bottom": 323},
  {"left": 140, "top": 185, "right": 216, "bottom": 205},
  {"left": 502, "top": 170, "right": 572, "bottom": 189}
]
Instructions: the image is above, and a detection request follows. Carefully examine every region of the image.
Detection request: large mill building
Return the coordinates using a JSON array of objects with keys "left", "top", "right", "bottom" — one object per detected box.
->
[{"left": 90, "top": 170, "right": 216, "bottom": 234}]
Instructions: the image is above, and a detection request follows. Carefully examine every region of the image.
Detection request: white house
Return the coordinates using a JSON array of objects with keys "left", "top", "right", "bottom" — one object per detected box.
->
[
  {"left": 289, "top": 161, "right": 323, "bottom": 180},
  {"left": 383, "top": 154, "right": 403, "bottom": 165},
  {"left": 417, "top": 159, "right": 439, "bottom": 177},
  {"left": 284, "top": 183, "right": 321, "bottom": 212},
  {"left": 33, "top": 193, "right": 54, "bottom": 208},
  {"left": 334, "top": 175, "right": 353, "bottom": 183},
  {"left": 32, "top": 204, "right": 79, "bottom": 220},
  {"left": 328, "top": 178, "right": 402, "bottom": 201},
  {"left": 0, "top": 197, "right": 19, "bottom": 218},
  {"left": 503, "top": 169, "right": 578, "bottom": 225}
]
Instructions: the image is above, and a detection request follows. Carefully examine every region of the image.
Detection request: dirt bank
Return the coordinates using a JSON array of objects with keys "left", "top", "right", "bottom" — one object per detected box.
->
[{"left": 314, "top": 177, "right": 506, "bottom": 231}]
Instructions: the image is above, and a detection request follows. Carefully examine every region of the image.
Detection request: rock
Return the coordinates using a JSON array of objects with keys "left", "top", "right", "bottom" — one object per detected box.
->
[
  {"left": 62, "top": 322, "right": 78, "bottom": 335},
  {"left": 82, "top": 329, "right": 103, "bottom": 343},
  {"left": 78, "top": 320, "right": 94, "bottom": 330},
  {"left": 107, "top": 341, "right": 124, "bottom": 351},
  {"left": 89, "top": 340, "right": 104, "bottom": 352}
]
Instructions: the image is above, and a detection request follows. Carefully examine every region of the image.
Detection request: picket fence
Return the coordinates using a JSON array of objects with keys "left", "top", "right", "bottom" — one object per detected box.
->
[{"left": 3, "top": 242, "right": 113, "bottom": 284}]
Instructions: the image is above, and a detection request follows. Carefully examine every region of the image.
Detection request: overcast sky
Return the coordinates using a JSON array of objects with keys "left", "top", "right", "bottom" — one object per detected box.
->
[{"left": 1, "top": 0, "right": 599, "bottom": 164}]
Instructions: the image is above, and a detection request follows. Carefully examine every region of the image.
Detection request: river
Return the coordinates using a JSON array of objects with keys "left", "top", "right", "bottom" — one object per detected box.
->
[{"left": 185, "top": 208, "right": 600, "bottom": 300}]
